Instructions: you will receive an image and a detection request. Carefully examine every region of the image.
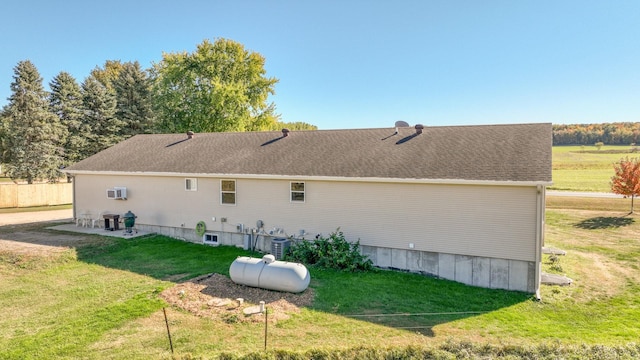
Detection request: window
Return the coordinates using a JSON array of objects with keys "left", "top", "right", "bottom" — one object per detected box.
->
[
  {"left": 203, "top": 233, "right": 219, "bottom": 246},
  {"left": 221, "top": 180, "right": 236, "bottom": 205},
  {"left": 185, "top": 178, "right": 197, "bottom": 191},
  {"left": 290, "top": 182, "right": 305, "bottom": 202}
]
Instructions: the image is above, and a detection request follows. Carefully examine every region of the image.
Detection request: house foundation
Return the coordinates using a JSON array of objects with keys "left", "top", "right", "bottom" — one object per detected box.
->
[{"left": 360, "top": 245, "right": 536, "bottom": 293}]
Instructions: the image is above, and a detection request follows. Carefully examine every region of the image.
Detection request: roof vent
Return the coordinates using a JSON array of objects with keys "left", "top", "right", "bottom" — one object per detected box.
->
[
  {"left": 415, "top": 124, "right": 424, "bottom": 134},
  {"left": 187, "top": 131, "right": 194, "bottom": 139},
  {"left": 282, "top": 128, "right": 290, "bottom": 137}
]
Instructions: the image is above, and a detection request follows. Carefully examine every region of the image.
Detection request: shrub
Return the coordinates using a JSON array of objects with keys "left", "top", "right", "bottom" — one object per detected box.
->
[{"left": 284, "top": 229, "right": 373, "bottom": 272}]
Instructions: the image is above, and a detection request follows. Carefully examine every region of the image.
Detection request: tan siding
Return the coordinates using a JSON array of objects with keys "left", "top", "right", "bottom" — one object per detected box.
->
[
  {"left": 74, "top": 175, "right": 537, "bottom": 261},
  {"left": 300, "top": 182, "right": 537, "bottom": 262}
]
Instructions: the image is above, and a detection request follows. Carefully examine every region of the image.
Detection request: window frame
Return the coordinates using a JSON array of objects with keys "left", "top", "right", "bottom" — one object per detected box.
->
[
  {"left": 220, "top": 179, "right": 236, "bottom": 205},
  {"left": 290, "top": 181, "right": 305, "bottom": 203},
  {"left": 185, "top": 178, "right": 197, "bottom": 191}
]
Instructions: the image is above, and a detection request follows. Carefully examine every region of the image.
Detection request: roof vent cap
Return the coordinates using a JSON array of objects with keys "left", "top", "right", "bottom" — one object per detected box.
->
[
  {"left": 282, "top": 128, "right": 290, "bottom": 137},
  {"left": 187, "top": 131, "right": 195, "bottom": 139},
  {"left": 415, "top": 124, "right": 424, "bottom": 134}
]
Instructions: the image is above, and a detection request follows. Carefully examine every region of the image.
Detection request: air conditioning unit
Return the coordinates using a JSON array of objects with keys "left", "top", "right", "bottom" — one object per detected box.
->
[
  {"left": 203, "top": 233, "right": 219, "bottom": 246},
  {"left": 106, "top": 187, "right": 127, "bottom": 200}
]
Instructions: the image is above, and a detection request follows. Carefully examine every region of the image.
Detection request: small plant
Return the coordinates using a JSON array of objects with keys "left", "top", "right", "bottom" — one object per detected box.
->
[
  {"left": 549, "top": 263, "right": 564, "bottom": 273},
  {"left": 545, "top": 254, "right": 564, "bottom": 273},
  {"left": 595, "top": 141, "right": 604, "bottom": 150},
  {"left": 221, "top": 313, "right": 239, "bottom": 324},
  {"left": 284, "top": 229, "right": 373, "bottom": 272}
]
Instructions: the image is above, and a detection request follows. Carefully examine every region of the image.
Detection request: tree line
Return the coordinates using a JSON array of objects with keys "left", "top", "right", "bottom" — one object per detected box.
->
[
  {"left": 0, "top": 38, "right": 316, "bottom": 183},
  {"left": 553, "top": 122, "right": 640, "bottom": 146}
]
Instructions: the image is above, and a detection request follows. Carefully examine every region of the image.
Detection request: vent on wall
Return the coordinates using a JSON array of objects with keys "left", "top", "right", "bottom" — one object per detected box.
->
[
  {"left": 106, "top": 187, "right": 127, "bottom": 200},
  {"left": 203, "top": 233, "right": 219, "bottom": 246}
]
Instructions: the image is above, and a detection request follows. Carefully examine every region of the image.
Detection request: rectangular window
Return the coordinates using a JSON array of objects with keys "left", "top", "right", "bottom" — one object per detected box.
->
[
  {"left": 290, "top": 182, "right": 305, "bottom": 202},
  {"left": 221, "top": 180, "right": 236, "bottom": 205},
  {"left": 203, "top": 233, "right": 219, "bottom": 246},
  {"left": 185, "top": 178, "right": 197, "bottom": 191}
]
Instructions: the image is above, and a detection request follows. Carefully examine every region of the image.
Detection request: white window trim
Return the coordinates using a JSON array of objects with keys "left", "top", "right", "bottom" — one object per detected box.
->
[
  {"left": 220, "top": 179, "right": 236, "bottom": 205},
  {"left": 185, "top": 178, "right": 197, "bottom": 191},
  {"left": 203, "top": 233, "right": 219, "bottom": 246},
  {"left": 290, "top": 181, "right": 305, "bottom": 203}
]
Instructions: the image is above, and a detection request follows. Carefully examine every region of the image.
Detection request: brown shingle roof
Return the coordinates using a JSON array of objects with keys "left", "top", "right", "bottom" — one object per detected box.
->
[{"left": 64, "top": 123, "right": 552, "bottom": 183}]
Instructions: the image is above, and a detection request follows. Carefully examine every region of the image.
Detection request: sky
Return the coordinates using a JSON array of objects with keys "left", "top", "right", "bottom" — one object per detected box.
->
[{"left": 1, "top": 0, "right": 638, "bottom": 130}]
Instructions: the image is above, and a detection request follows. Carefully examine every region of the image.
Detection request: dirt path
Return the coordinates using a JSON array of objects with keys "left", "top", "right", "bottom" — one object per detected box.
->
[{"left": 0, "top": 210, "right": 89, "bottom": 256}]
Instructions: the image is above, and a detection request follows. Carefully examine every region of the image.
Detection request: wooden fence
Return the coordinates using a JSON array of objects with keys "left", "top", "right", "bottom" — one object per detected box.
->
[{"left": 0, "top": 183, "right": 72, "bottom": 208}]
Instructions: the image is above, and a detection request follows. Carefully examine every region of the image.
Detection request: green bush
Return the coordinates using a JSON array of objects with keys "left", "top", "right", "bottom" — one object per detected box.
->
[{"left": 284, "top": 229, "right": 373, "bottom": 272}]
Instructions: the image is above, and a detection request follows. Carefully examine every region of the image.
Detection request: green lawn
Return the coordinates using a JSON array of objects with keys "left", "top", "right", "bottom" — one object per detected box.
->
[
  {"left": 551, "top": 145, "right": 640, "bottom": 192},
  {"left": 1, "top": 205, "right": 639, "bottom": 359}
]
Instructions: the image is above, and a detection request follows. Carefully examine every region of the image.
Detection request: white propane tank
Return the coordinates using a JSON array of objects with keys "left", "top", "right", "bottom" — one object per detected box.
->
[{"left": 229, "top": 255, "right": 310, "bottom": 293}]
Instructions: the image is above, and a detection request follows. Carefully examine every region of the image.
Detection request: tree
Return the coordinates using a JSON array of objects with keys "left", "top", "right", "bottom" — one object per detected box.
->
[
  {"left": 151, "top": 38, "right": 279, "bottom": 133},
  {"left": 90, "top": 60, "right": 124, "bottom": 91},
  {"left": 50, "top": 72, "right": 87, "bottom": 166},
  {"left": 268, "top": 121, "right": 317, "bottom": 131},
  {"left": 113, "top": 61, "right": 156, "bottom": 135},
  {"left": 611, "top": 157, "right": 640, "bottom": 213},
  {"left": 2, "top": 60, "right": 65, "bottom": 183},
  {"left": 81, "top": 74, "right": 123, "bottom": 156},
  {"left": 0, "top": 106, "right": 8, "bottom": 157}
]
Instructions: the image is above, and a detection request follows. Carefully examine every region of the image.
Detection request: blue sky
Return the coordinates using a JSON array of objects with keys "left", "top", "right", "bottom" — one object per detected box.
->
[{"left": 1, "top": 1, "right": 638, "bottom": 130}]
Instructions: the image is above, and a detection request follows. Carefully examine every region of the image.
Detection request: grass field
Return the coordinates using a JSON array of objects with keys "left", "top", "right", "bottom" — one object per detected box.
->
[
  {"left": 1, "top": 198, "right": 639, "bottom": 359},
  {"left": 551, "top": 145, "right": 640, "bottom": 192}
]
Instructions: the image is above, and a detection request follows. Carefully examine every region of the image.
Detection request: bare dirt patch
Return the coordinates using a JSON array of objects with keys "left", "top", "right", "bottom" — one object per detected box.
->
[{"left": 160, "top": 273, "right": 315, "bottom": 324}]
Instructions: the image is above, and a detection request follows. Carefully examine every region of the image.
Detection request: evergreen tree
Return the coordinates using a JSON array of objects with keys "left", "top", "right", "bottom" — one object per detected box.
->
[
  {"left": 81, "top": 74, "right": 123, "bottom": 156},
  {"left": 2, "top": 60, "right": 65, "bottom": 183},
  {"left": 113, "top": 61, "right": 156, "bottom": 135},
  {"left": 49, "top": 72, "right": 87, "bottom": 166},
  {"left": 0, "top": 106, "right": 9, "bottom": 169}
]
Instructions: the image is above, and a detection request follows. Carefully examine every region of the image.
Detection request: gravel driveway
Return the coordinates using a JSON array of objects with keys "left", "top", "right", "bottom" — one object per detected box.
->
[{"left": 0, "top": 209, "right": 73, "bottom": 226}]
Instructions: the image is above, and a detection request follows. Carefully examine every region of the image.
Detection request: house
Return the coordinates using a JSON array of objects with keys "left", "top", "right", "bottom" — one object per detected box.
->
[{"left": 63, "top": 123, "right": 552, "bottom": 295}]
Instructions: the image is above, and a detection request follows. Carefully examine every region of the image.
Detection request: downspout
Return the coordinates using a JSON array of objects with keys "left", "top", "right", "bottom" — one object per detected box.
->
[
  {"left": 71, "top": 175, "right": 77, "bottom": 220},
  {"left": 534, "top": 184, "right": 544, "bottom": 300}
]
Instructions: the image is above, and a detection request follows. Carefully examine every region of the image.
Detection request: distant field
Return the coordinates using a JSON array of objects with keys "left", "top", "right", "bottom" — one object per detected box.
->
[{"left": 551, "top": 145, "right": 640, "bottom": 192}]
